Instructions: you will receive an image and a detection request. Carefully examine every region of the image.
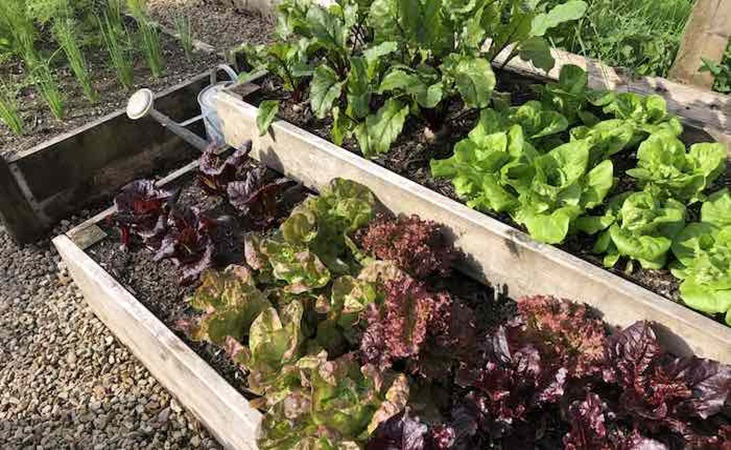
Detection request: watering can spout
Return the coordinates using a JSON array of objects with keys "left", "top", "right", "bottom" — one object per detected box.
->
[
  {"left": 125, "top": 88, "right": 210, "bottom": 152},
  {"left": 126, "top": 88, "right": 155, "bottom": 120}
]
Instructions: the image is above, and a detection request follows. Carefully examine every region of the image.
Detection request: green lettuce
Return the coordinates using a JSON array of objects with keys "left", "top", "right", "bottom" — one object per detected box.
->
[
  {"left": 185, "top": 265, "right": 271, "bottom": 345},
  {"left": 258, "top": 351, "right": 406, "bottom": 449},
  {"left": 431, "top": 122, "right": 614, "bottom": 244},
  {"left": 594, "top": 188, "right": 686, "bottom": 270},
  {"left": 281, "top": 178, "right": 375, "bottom": 274},
  {"left": 671, "top": 189, "right": 731, "bottom": 325},
  {"left": 626, "top": 131, "right": 726, "bottom": 203}
]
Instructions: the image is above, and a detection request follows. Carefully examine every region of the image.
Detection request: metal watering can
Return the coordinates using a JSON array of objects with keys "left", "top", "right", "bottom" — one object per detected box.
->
[{"left": 125, "top": 64, "right": 240, "bottom": 150}]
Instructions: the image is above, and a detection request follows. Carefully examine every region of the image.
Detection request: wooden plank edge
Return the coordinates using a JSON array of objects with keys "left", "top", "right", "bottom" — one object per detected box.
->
[
  {"left": 217, "top": 93, "right": 731, "bottom": 363},
  {"left": 493, "top": 45, "right": 730, "bottom": 143},
  {"left": 53, "top": 234, "right": 262, "bottom": 450}
]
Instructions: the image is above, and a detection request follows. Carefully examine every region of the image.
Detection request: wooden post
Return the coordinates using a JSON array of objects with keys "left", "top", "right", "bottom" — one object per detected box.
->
[
  {"left": 0, "top": 158, "right": 45, "bottom": 243},
  {"left": 669, "top": 0, "right": 731, "bottom": 89}
]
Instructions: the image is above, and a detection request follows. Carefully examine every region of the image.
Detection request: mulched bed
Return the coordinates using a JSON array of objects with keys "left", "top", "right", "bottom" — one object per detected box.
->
[
  {"left": 147, "top": 0, "right": 275, "bottom": 51},
  {"left": 247, "top": 73, "right": 730, "bottom": 324}
]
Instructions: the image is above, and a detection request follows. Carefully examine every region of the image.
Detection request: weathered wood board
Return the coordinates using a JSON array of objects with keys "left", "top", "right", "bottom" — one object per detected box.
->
[
  {"left": 53, "top": 235, "right": 262, "bottom": 450},
  {"left": 217, "top": 92, "right": 731, "bottom": 364}
]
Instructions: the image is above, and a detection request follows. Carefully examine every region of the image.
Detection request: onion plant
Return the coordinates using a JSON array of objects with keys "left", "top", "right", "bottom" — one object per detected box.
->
[
  {"left": 174, "top": 14, "right": 193, "bottom": 61},
  {"left": 98, "top": 9, "right": 134, "bottom": 90},
  {"left": 0, "top": 82, "right": 24, "bottom": 135},
  {"left": 127, "top": 0, "right": 164, "bottom": 78},
  {"left": 30, "top": 59, "right": 65, "bottom": 120},
  {"left": 53, "top": 18, "right": 97, "bottom": 102}
]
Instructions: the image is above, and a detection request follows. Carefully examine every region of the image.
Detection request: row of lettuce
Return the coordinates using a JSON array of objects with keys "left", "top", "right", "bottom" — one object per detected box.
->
[
  {"left": 112, "top": 145, "right": 730, "bottom": 449},
  {"left": 237, "top": 0, "right": 731, "bottom": 325}
]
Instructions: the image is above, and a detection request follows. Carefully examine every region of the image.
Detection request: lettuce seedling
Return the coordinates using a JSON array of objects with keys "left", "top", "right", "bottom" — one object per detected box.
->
[
  {"left": 627, "top": 131, "right": 726, "bottom": 203},
  {"left": 672, "top": 189, "right": 731, "bottom": 325},
  {"left": 593, "top": 188, "right": 686, "bottom": 270}
]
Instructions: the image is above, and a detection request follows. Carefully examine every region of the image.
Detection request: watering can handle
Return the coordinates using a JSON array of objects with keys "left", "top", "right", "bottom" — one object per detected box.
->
[{"left": 210, "top": 64, "right": 238, "bottom": 85}]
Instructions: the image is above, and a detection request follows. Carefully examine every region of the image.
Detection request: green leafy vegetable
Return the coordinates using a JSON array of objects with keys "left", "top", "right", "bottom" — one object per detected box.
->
[
  {"left": 595, "top": 188, "right": 686, "bottom": 269},
  {"left": 672, "top": 189, "right": 731, "bottom": 325},
  {"left": 256, "top": 100, "right": 279, "bottom": 136},
  {"left": 184, "top": 265, "right": 270, "bottom": 345},
  {"left": 626, "top": 131, "right": 726, "bottom": 203}
]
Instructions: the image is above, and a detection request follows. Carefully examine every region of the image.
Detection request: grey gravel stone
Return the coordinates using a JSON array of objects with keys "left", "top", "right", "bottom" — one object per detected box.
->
[{"left": 0, "top": 224, "right": 220, "bottom": 449}]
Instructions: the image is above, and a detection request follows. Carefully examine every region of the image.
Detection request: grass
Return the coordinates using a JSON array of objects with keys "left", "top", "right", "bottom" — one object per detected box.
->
[
  {"left": 98, "top": 10, "right": 135, "bottom": 90},
  {"left": 174, "top": 14, "right": 193, "bottom": 61},
  {"left": 548, "top": 0, "right": 693, "bottom": 77},
  {"left": 0, "top": 82, "right": 24, "bottom": 135}
]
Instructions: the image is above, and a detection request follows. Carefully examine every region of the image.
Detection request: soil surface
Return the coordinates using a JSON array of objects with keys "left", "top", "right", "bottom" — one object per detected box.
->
[
  {"left": 148, "top": 0, "right": 275, "bottom": 51},
  {"left": 250, "top": 74, "right": 730, "bottom": 325}
]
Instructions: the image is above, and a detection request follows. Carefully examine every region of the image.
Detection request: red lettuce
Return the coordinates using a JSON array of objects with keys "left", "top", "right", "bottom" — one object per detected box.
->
[
  {"left": 357, "top": 214, "right": 460, "bottom": 279},
  {"left": 198, "top": 142, "right": 252, "bottom": 195},
  {"left": 112, "top": 179, "right": 177, "bottom": 246},
  {"left": 360, "top": 275, "right": 452, "bottom": 372},
  {"left": 226, "top": 167, "right": 297, "bottom": 229},
  {"left": 367, "top": 409, "right": 452, "bottom": 450},
  {"left": 603, "top": 321, "right": 731, "bottom": 447},
  {"left": 153, "top": 207, "right": 235, "bottom": 285}
]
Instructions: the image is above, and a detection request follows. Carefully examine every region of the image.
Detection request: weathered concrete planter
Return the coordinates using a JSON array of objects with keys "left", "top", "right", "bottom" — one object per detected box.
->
[
  {"left": 216, "top": 90, "right": 731, "bottom": 364},
  {"left": 1, "top": 73, "right": 209, "bottom": 243}
]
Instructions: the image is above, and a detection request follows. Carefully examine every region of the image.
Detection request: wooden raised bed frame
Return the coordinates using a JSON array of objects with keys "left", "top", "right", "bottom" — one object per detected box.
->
[
  {"left": 216, "top": 89, "right": 731, "bottom": 363},
  {"left": 52, "top": 42, "right": 731, "bottom": 450}
]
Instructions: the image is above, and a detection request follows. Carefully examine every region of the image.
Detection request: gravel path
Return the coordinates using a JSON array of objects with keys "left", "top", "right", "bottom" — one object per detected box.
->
[{"left": 0, "top": 220, "right": 220, "bottom": 449}]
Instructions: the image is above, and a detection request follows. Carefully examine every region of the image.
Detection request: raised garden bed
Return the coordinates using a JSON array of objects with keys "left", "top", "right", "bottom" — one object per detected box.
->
[
  {"left": 215, "top": 0, "right": 731, "bottom": 341},
  {"left": 54, "top": 144, "right": 730, "bottom": 449},
  {"left": 215, "top": 89, "right": 731, "bottom": 363}
]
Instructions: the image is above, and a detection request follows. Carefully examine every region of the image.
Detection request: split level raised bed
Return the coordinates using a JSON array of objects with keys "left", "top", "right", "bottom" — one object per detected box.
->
[{"left": 54, "top": 79, "right": 731, "bottom": 450}]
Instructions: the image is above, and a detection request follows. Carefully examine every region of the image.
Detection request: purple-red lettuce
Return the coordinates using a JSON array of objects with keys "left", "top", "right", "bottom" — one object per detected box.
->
[
  {"left": 153, "top": 207, "right": 239, "bottom": 285},
  {"left": 603, "top": 321, "right": 731, "bottom": 447},
  {"left": 360, "top": 275, "right": 452, "bottom": 372},
  {"left": 357, "top": 214, "right": 461, "bottom": 280},
  {"left": 112, "top": 179, "right": 177, "bottom": 246},
  {"left": 198, "top": 141, "right": 299, "bottom": 229},
  {"left": 198, "top": 142, "right": 252, "bottom": 195}
]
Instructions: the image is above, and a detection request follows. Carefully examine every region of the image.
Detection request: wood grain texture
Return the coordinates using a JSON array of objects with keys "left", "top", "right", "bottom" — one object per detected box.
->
[
  {"left": 217, "top": 92, "right": 731, "bottom": 363},
  {"left": 52, "top": 235, "right": 262, "bottom": 450},
  {"left": 669, "top": 0, "right": 731, "bottom": 88}
]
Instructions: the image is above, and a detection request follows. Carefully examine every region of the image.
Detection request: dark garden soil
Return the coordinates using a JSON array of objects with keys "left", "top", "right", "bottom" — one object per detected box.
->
[
  {"left": 147, "top": 0, "right": 275, "bottom": 51},
  {"left": 247, "top": 73, "right": 731, "bottom": 325},
  {"left": 85, "top": 167, "right": 519, "bottom": 404}
]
